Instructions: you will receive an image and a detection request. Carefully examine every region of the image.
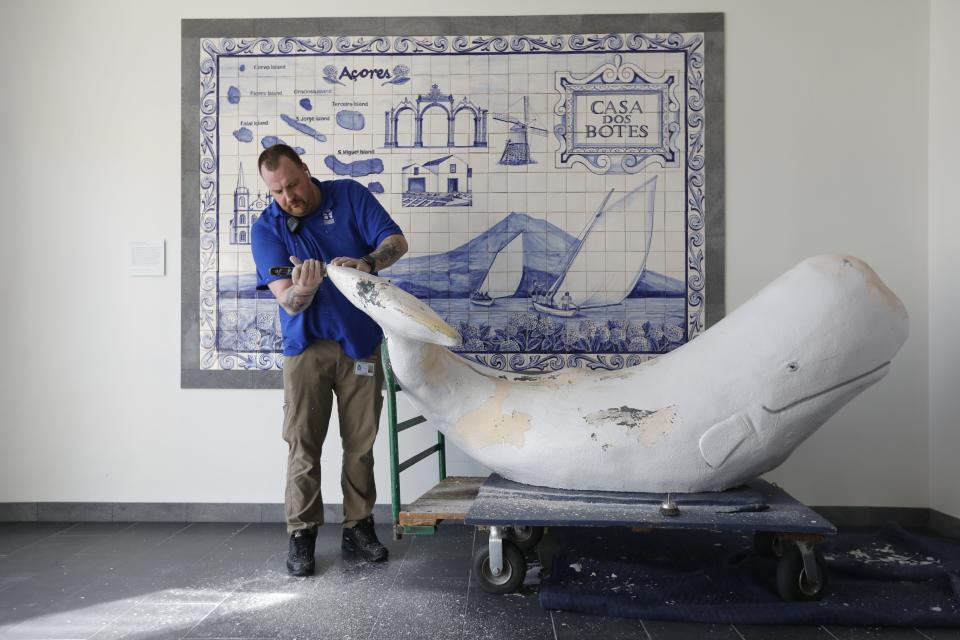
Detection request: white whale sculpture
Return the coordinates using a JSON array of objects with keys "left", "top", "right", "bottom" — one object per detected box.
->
[{"left": 326, "top": 255, "right": 909, "bottom": 493}]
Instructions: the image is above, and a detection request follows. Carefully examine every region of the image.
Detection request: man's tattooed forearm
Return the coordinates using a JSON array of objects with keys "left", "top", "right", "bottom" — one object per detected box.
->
[
  {"left": 369, "top": 236, "right": 406, "bottom": 270},
  {"left": 283, "top": 287, "right": 315, "bottom": 314}
]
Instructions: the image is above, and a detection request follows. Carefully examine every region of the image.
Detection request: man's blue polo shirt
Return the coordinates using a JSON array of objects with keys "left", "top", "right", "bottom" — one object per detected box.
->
[{"left": 251, "top": 178, "right": 403, "bottom": 359}]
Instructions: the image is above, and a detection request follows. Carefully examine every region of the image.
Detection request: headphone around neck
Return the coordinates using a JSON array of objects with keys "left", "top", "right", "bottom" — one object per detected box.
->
[{"left": 285, "top": 214, "right": 303, "bottom": 235}]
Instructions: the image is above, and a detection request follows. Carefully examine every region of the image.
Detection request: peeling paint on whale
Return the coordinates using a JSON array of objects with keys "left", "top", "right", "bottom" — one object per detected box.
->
[
  {"left": 585, "top": 405, "right": 680, "bottom": 447},
  {"left": 454, "top": 380, "right": 532, "bottom": 449}
]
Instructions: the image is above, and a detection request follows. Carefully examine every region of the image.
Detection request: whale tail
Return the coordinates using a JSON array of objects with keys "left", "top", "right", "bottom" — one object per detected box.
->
[{"left": 325, "top": 265, "right": 462, "bottom": 348}]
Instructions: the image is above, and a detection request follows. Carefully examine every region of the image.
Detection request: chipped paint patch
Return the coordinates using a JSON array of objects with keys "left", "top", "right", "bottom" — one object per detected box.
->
[
  {"left": 589, "top": 431, "right": 613, "bottom": 451},
  {"left": 453, "top": 380, "right": 531, "bottom": 449},
  {"left": 585, "top": 405, "right": 680, "bottom": 447},
  {"left": 586, "top": 406, "right": 656, "bottom": 428},
  {"left": 356, "top": 280, "right": 383, "bottom": 307},
  {"left": 514, "top": 368, "right": 621, "bottom": 390}
]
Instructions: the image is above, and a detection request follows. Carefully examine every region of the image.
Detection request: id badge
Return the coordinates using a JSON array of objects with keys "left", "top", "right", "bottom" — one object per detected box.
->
[{"left": 354, "top": 360, "right": 376, "bottom": 377}]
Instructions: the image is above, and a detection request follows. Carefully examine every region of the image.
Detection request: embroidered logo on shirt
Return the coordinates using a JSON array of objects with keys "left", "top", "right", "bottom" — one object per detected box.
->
[{"left": 321, "top": 210, "right": 335, "bottom": 225}]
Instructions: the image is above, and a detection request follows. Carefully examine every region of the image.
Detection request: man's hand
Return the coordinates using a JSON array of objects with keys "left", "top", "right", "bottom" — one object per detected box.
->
[
  {"left": 328, "top": 234, "right": 408, "bottom": 275},
  {"left": 268, "top": 256, "right": 323, "bottom": 315},
  {"left": 290, "top": 256, "right": 325, "bottom": 289},
  {"left": 330, "top": 256, "right": 373, "bottom": 273}
]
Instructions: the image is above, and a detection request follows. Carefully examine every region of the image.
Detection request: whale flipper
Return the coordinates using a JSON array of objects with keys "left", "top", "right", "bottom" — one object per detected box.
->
[{"left": 698, "top": 413, "right": 756, "bottom": 468}]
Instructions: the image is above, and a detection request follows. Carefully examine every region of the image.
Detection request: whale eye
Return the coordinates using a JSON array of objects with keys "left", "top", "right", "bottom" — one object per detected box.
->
[{"left": 786, "top": 361, "right": 799, "bottom": 373}]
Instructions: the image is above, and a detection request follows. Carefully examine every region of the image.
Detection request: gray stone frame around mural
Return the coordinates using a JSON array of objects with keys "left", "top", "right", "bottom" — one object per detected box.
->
[{"left": 181, "top": 13, "right": 726, "bottom": 389}]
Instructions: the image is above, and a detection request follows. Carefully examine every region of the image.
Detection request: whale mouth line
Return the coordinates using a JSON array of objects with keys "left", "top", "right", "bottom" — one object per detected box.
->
[{"left": 761, "top": 361, "right": 892, "bottom": 415}]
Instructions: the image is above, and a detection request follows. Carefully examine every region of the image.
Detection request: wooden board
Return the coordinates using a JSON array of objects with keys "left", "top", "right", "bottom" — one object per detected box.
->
[{"left": 398, "top": 476, "right": 485, "bottom": 526}]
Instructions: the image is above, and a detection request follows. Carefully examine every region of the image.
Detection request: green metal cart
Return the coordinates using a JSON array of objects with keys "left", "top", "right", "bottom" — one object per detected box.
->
[{"left": 381, "top": 341, "right": 484, "bottom": 540}]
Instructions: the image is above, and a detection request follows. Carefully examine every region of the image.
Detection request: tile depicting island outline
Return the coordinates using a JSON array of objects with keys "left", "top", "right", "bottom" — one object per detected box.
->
[{"left": 200, "top": 33, "right": 709, "bottom": 373}]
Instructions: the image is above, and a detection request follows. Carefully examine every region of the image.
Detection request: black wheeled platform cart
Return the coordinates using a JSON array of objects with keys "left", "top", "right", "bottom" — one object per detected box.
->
[
  {"left": 382, "top": 343, "right": 837, "bottom": 602},
  {"left": 465, "top": 474, "right": 836, "bottom": 600}
]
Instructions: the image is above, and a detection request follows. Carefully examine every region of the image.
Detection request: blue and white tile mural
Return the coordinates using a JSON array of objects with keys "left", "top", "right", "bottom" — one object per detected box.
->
[{"left": 200, "top": 32, "right": 709, "bottom": 373}]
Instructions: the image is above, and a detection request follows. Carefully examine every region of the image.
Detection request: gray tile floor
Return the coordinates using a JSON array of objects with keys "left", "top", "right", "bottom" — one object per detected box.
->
[{"left": 0, "top": 521, "right": 957, "bottom": 639}]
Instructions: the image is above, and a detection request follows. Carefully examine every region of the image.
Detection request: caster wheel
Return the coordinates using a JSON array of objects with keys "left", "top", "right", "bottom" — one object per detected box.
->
[
  {"left": 754, "top": 531, "right": 785, "bottom": 558},
  {"left": 505, "top": 525, "right": 544, "bottom": 551},
  {"left": 472, "top": 540, "right": 527, "bottom": 594},
  {"left": 776, "top": 544, "right": 827, "bottom": 601}
]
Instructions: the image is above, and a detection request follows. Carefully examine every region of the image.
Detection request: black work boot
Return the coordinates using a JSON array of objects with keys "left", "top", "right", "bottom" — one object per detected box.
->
[
  {"left": 286, "top": 528, "right": 316, "bottom": 576},
  {"left": 341, "top": 516, "right": 389, "bottom": 562}
]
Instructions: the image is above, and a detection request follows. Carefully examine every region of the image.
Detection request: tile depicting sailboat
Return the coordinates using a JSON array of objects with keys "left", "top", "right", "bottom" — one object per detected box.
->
[{"left": 201, "top": 31, "right": 710, "bottom": 373}]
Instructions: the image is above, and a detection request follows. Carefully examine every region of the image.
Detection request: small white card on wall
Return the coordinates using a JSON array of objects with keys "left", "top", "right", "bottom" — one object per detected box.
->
[{"left": 129, "top": 240, "right": 165, "bottom": 276}]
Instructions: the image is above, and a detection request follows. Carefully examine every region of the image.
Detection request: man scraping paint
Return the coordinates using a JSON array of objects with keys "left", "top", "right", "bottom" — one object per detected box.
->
[{"left": 251, "top": 143, "right": 408, "bottom": 576}]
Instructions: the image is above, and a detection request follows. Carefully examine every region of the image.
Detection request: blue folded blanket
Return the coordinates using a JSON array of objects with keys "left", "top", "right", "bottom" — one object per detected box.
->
[{"left": 539, "top": 523, "right": 960, "bottom": 627}]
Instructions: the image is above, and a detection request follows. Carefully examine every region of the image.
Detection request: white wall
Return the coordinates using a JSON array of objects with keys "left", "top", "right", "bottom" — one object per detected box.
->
[
  {"left": 0, "top": 0, "right": 946, "bottom": 515},
  {"left": 928, "top": 0, "right": 960, "bottom": 519}
]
